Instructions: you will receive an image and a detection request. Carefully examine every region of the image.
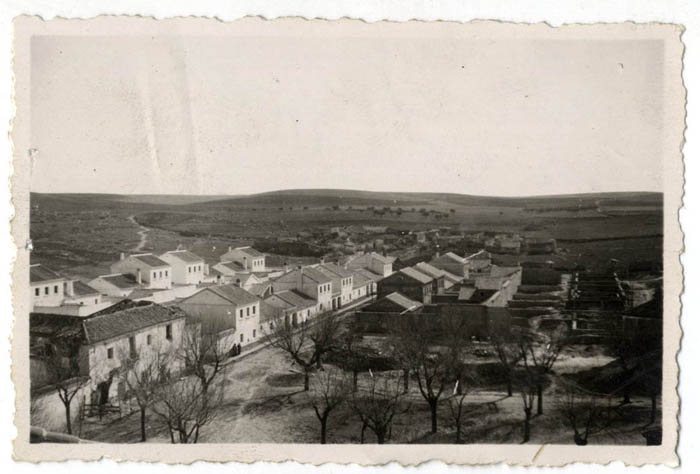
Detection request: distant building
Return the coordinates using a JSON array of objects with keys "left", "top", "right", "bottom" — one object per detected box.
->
[
  {"left": 377, "top": 267, "right": 433, "bottom": 304},
  {"left": 430, "top": 251, "right": 470, "bottom": 278},
  {"left": 465, "top": 250, "right": 492, "bottom": 272},
  {"left": 30, "top": 264, "right": 66, "bottom": 308},
  {"left": 263, "top": 290, "right": 317, "bottom": 328},
  {"left": 219, "top": 246, "right": 266, "bottom": 272},
  {"left": 414, "top": 261, "right": 462, "bottom": 290},
  {"left": 345, "top": 251, "right": 394, "bottom": 277},
  {"left": 110, "top": 253, "right": 172, "bottom": 290},
  {"left": 159, "top": 249, "right": 206, "bottom": 285},
  {"left": 89, "top": 273, "right": 139, "bottom": 298},
  {"left": 179, "top": 285, "right": 262, "bottom": 350}
]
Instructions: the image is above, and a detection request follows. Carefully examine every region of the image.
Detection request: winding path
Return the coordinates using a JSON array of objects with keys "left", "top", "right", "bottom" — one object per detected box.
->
[{"left": 128, "top": 215, "right": 150, "bottom": 252}]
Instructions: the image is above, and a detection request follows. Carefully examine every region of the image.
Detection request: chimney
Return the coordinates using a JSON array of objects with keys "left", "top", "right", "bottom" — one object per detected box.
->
[
  {"left": 297, "top": 266, "right": 304, "bottom": 290},
  {"left": 137, "top": 268, "right": 142, "bottom": 285},
  {"left": 120, "top": 252, "right": 125, "bottom": 261},
  {"left": 65, "top": 280, "right": 75, "bottom": 297}
]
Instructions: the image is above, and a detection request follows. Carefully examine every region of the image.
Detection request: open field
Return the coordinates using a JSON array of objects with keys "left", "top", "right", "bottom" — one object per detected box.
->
[{"left": 30, "top": 190, "right": 662, "bottom": 276}]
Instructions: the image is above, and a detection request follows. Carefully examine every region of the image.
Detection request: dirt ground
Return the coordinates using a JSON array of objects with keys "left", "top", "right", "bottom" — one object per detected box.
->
[{"left": 79, "top": 340, "right": 659, "bottom": 445}]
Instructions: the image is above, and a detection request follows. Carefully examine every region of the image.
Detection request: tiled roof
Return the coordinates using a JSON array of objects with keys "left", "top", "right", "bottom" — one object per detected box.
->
[
  {"left": 162, "top": 250, "right": 204, "bottom": 263},
  {"left": 100, "top": 273, "right": 139, "bottom": 289},
  {"left": 220, "top": 261, "right": 247, "bottom": 272},
  {"left": 132, "top": 254, "right": 170, "bottom": 268},
  {"left": 443, "top": 252, "right": 467, "bottom": 263},
  {"left": 458, "top": 287, "right": 498, "bottom": 303},
  {"left": 385, "top": 292, "right": 423, "bottom": 311},
  {"left": 319, "top": 262, "right": 354, "bottom": 278},
  {"left": 202, "top": 285, "right": 260, "bottom": 306},
  {"left": 369, "top": 252, "right": 394, "bottom": 264},
  {"left": 264, "top": 295, "right": 295, "bottom": 311},
  {"left": 300, "top": 267, "right": 333, "bottom": 284},
  {"left": 274, "top": 290, "right": 317, "bottom": 309},
  {"left": 82, "top": 303, "right": 186, "bottom": 344},
  {"left": 104, "top": 273, "right": 139, "bottom": 288},
  {"left": 352, "top": 271, "right": 373, "bottom": 288},
  {"left": 72, "top": 281, "right": 100, "bottom": 296},
  {"left": 413, "top": 262, "right": 447, "bottom": 280},
  {"left": 399, "top": 267, "right": 433, "bottom": 284},
  {"left": 247, "top": 282, "right": 272, "bottom": 296},
  {"left": 355, "top": 268, "right": 384, "bottom": 282},
  {"left": 465, "top": 250, "right": 492, "bottom": 261},
  {"left": 30, "top": 264, "right": 63, "bottom": 283},
  {"left": 232, "top": 246, "right": 264, "bottom": 258}
]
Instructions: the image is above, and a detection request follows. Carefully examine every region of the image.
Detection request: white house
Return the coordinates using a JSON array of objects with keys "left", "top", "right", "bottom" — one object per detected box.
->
[
  {"left": 110, "top": 253, "right": 172, "bottom": 290},
  {"left": 219, "top": 246, "right": 265, "bottom": 272},
  {"left": 30, "top": 264, "right": 66, "bottom": 309},
  {"left": 159, "top": 249, "right": 206, "bottom": 285},
  {"left": 271, "top": 266, "right": 333, "bottom": 314}
]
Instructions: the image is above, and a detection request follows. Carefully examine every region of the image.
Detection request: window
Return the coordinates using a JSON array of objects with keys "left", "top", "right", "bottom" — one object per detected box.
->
[
  {"left": 152, "top": 271, "right": 157, "bottom": 279},
  {"left": 147, "top": 334, "right": 152, "bottom": 345},
  {"left": 165, "top": 270, "right": 168, "bottom": 277},
  {"left": 159, "top": 271, "right": 163, "bottom": 278},
  {"left": 240, "top": 334, "right": 244, "bottom": 342},
  {"left": 95, "top": 298, "right": 98, "bottom": 304},
  {"left": 107, "top": 347, "right": 114, "bottom": 359},
  {"left": 44, "top": 287, "right": 49, "bottom": 295},
  {"left": 54, "top": 285, "right": 59, "bottom": 294},
  {"left": 246, "top": 307, "right": 250, "bottom": 316},
  {"left": 253, "top": 329, "right": 256, "bottom": 338},
  {"left": 188, "top": 266, "right": 192, "bottom": 273},
  {"left": 252, "top": 305, "right": 256, "bottom": 314},
  {"left": 34, "top": 288, "right": 39, "bottom": 296},
  {"left": 129, "top": 336, "right": 137, "bottom": 358},
  {"left": 165, "top": 324, "right": 172, "bottom": 340},
  {"left": 239, "top": 309, "right": 244, "bottom": 318}
]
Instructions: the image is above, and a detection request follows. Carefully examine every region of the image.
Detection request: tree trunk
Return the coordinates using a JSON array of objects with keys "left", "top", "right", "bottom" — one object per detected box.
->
[
  {"left": 523, "top": 408, "right": 531, "bottom": 443},
  {"left": 140, "top": 407, "right": 147, "bottom": 442},
  {"left": 320, "top": 415, "right": 328, "bottom": 444},
  {"left": 316, "top": 356, "right": 322, "bottom": 370},
  {"left": 64, "top": 403, "right": 72, "bottom": 435},
  {"left": 403, "top": 368, "right": 409, "bottom": 393},
  {"left": 455, "top": 422, "right": 461, "bottom": 444},
  {"left": 429, "top": 399, "right": 438, "bottom": 433},
  {"left": 536, "top": 384, "right": 543, "bottom": 415},
  {"left": 353, "top": 370, "right": 358, "bottom": 393},
  {"left": 376, "top": 429, "right": 386, "bottom": 444},
  {"left": 574, "top": 432, "right": 588, "bottom": 446},
  {"left": 507, "top": 378, "right": 513, "bottom": 397},
  {"left": 304, "top": 370, "right": 310, "bottom": 391},
  {"left": 360, "top": 420, "right": 367, "bottom": 444}
]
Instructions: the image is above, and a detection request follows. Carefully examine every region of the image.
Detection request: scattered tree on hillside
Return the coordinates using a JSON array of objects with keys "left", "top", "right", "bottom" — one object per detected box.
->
[
  {"left": 308, "top": 368, "right": 350, "bottom": 444},
  {"left": 180, "top": 321, "right": 231, "bottom": 396},
  {"left": 447, "top": 380, "right": 472, "bottom": 444},
  {"left": 351, "top": 372, "right": 406, "bottom": 444}
]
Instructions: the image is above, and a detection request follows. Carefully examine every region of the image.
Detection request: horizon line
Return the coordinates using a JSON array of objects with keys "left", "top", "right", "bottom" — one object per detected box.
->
[{"left": 29, "top": 188, "right": 663, "bottom": 200}]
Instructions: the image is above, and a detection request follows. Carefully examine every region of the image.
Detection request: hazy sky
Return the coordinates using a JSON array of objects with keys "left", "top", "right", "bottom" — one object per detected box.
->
[{"left": 30, "top": 32, "right": 664, "bottom": 196}]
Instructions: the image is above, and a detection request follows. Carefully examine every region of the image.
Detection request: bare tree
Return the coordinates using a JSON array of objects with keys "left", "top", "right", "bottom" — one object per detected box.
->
[
  {"left": 491, "top": 334, "right": 521, "bottom": 397},
  {"left": 351, "top": 372, "right": 406, "bottom": 444},
  {"left": 119, "top": 346, "right": 173, "bottom": 442},
  {"left": 516, "top": 324, "right": 568, "bottom": 415},
  {"left": 39, "top": 340, "right": 89, "bottom": 435},
  {"left": 308, "top": 368, "right": 350, "bottom": 444},
  {"left": 446, "top": 381, "right": 470, "bottom": 443},
  {"left": 180, "top": 321, "right": 228, "bottom": 396},
  {"left": 518, "top": 377, "right": 537, "bottom": 443},
  {"left": 265, "top": 311, "right": 341, "bottom": 391},
  {"left": 151, "top": 373, "right": 223, "bottom": 444},
  {"left": 393, "top": 315, "right": 452, "bottom": 434},
  {"left": 558, "top": 381, "right": 615, "bottom": 446}
]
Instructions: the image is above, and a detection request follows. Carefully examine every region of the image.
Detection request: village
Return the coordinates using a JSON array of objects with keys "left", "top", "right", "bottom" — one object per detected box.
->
[{"left": 29, "top": 216, "right": 663, "bottom": 446}]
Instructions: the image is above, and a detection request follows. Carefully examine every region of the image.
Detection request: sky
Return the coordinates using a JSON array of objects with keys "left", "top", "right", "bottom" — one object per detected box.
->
[{"left": 29, "top": 31, "right": 665, "bottom": 196}]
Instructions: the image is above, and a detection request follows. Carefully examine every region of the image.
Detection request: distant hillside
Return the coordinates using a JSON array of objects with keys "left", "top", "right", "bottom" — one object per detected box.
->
[{"left": 30, "top": 190, "right": 663, "bottom": 212}]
